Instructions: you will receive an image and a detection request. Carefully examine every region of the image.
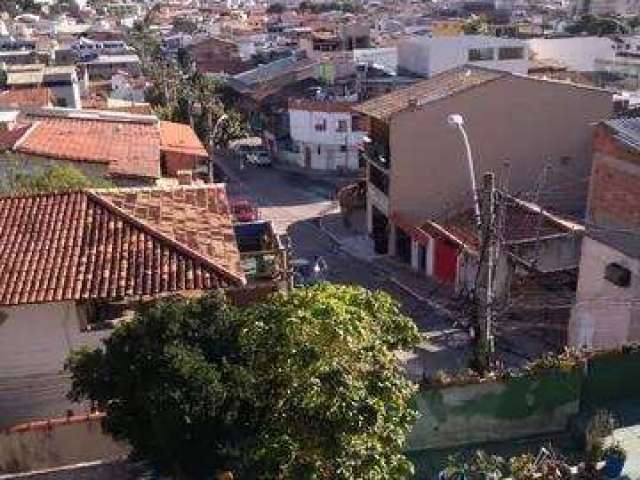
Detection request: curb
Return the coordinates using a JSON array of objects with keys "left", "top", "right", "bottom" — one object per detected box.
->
[{"left": 316, "top": 216, "right": 462, "bottom": 321}]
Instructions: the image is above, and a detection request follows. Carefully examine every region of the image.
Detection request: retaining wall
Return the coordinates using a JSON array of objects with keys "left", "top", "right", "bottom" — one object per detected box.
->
[{"left": 407, "top": 369, "right": 582, "bottom": 450}]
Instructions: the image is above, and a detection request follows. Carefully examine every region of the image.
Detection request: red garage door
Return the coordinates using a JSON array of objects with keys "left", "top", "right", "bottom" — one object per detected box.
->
[{"left": 434, "top": 239, "right": 458, "bottom": 285}]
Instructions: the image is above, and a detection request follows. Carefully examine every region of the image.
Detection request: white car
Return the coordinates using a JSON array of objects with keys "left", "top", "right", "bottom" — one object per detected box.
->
[{"left": 246, "top": 150, "right": 272, "bottom": 166}]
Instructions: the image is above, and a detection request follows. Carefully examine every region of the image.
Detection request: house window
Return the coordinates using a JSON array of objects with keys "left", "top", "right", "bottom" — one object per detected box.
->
[
  {"left": 315, "top": 119, "right": 327, "bottom": 131},
  {"left": 317, "top": 145, "right": 321, "bottom": 155},
  {"left": 83, "top": 300, "right": 134, "bottom": 330},
  {"left": 605, "top": 263, "right": 631, "bottom": 287},
  {"left": 160, "top": 153, "right": 168, "bottom": 175},
  {"left": 337, "top": 119, "right": 348, "bottom": 132},
  {"left": 498, "top": 47, "right": 524, "bottom": 60},
  {"left": 468, "top": 48, "right": 494, "bottom": 61},
  {"left": 340, "top": 145, "right": 347, "bottom": 152}
]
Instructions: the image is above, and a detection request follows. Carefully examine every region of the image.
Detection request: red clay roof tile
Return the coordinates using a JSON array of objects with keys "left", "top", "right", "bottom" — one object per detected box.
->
[
  {"left": 0, "top": 87, "right": 53, "bottom": 108},
  {"left": 16, "top": 117, "right": 161, "bottom": 179},
  {"left": 159, "top": 121, "right": 208, "bottom": 158},
  {"left": 0, "top": 185, "right": 244, "bottom": 306}
]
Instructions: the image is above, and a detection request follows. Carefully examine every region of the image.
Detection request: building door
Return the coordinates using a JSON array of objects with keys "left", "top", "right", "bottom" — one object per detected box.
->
[
  {"left": 417, "top": 244, "right": 426, "bottom": 273},
  {"left": 371, "top": 206, "right": 388, "bottom": 255},
  {"left": 395, "top": 227, "right": 411, "bottom": 264},
  {"left": 304, "top": 146, "right": 311, "bottom": 168},
  {"left": 434, "top": 239, "right": 458, "bottom": 284},
  {"left": 326, "top": 147, "right": 335, "bottom": 170}
]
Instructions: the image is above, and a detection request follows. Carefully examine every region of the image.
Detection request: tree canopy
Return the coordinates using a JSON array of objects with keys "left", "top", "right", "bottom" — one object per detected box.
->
[
  {"left": 127, "top": 24, "right": 247, "bottom": 148},
  {"left": 66, "top": 284, "right": 420, "bottom": 480},
  {"left": 2, "top": 164, "right": 112, "bottom": 194},
  {"left": 565, "top": 14, "right": 629, "bottom": 35}
]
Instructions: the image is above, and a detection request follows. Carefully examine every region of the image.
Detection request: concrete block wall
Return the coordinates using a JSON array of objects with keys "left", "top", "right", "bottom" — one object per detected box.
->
[{"left": 407, "top": 370, "right": 582, "bottom": 451}]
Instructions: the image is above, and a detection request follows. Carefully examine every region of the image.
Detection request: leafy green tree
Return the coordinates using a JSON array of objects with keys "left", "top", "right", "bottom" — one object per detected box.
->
[
  {"left": 565, "top": 14, "right": 628, "bottom": 35},
  {"left": 463, "top": 15, "right": 489, "bottom": 34},
  {"left": 2, "top": 164, "right": 113, "bottom": 194},
  {"left": 128, "top": 23, "right": 247, "bottom": 149},
  {"left": 66, "top": 285, "right": 420, "bottom": 480}
]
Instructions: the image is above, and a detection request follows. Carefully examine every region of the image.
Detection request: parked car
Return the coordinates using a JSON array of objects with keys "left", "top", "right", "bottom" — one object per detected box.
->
[
  {"left": 230, "top": 197, "right": 259, "bottom": 223},
  {"left": 246, "top": 150, "right": 272, "bottom": 166}
]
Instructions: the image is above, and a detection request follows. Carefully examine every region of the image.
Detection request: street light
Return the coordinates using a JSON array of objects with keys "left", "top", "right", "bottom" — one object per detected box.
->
[
  {"left": 208, "top": 114, "right": 228, "bottom": 183},
  {"left": 447, "top": 113, "right": 481, "bottom": 231}
]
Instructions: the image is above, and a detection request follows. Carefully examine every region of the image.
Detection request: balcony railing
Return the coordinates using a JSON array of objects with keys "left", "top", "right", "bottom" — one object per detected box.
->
[
  {"left": 240, "top": 250, "right": 286, "bottom": 283},
  {"left": 368, "top": 161, "right": 389, "bottom": 196},
  {"left": 363, "top": 141, "right": 390, "bottom": 170}
]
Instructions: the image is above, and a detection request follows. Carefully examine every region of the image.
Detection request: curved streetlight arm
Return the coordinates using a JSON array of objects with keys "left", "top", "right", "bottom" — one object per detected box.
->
[{"left": 454, "top": 124, "right": 482, "bottom": 231}]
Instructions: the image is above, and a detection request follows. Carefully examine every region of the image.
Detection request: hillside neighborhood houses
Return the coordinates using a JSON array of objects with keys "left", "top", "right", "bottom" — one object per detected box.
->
[{"left": 1, "top": 0, "right": 640, "bottom": 477}]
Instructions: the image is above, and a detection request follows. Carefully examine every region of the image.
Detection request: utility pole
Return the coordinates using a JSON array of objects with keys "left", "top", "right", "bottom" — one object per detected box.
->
[{"left": 475, "top": 172, "right": 498, "bottom": 372}]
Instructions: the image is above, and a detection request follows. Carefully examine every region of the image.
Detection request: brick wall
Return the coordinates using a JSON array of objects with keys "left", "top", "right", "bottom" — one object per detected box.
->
[
  {"left": 189, "top": 39, "right": 249, "bottom": 75},
  {"left": 161, "top": 151, "right": 199, "bottom": 177},
  {"left": 589, "top": 126, "right": 640, "bottom": 230}
]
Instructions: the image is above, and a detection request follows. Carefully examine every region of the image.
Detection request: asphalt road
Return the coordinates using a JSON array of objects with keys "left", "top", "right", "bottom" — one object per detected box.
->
[{"left": 216, "top": 153, "right": 434, "bottom": 320}]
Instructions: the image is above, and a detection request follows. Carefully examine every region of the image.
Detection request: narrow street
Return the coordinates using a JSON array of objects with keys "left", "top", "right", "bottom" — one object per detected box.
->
[
  {"left": 215, "top": 153, "right": 474, "bottom": 379},
  {"left": 216, "top": 151, "right": 420, "bottom": 299},
  {"left": 216, "top": 153, "right": 553, "bottom": 374}
]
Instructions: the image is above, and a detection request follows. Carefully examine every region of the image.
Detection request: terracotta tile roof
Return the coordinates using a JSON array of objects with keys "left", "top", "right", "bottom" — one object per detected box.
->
[
  {"left": 15, "top": 117, "right": 161, "bottom": 179},
  {"left": 0, "top": 124, "right": 32, "bottom": 150},
  {"left": 0, "top": 87, "right": 53, "bottom": 108},
  {"left": 0, "top": 185, "right": 244, "bottom": 307},
  {"left": 419, "top": 195, "right": 583, "bottom": 251},
  {"left": 159, "top": 121, "right": 208, "bottom": 158},
  {"left": 354, "top": 66, "right": 507, "bottom": 121},
  {"left": 82, "top": 94, "right": 154, "bottom": 115},
  {"left": 96, "top": 185, "right": 243, "bottom": 281}
]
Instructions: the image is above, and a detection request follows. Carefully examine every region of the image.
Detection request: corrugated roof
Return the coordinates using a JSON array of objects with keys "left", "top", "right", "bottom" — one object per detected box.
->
[
  {"left": 0, "top": 185, "right": 244, "bottom": 306},
  {"left": 604, "top": 117, "right": 640, "bottom": 152},
  {"left": 354, "top": 66, "right": 508, "bottom": 121},
  {"left": 230, "top": 55, "right": 317, "bottom": 90}
]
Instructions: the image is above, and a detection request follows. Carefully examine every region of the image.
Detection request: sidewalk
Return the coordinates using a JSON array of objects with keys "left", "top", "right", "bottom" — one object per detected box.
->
[
  {"left": 318, "top": 209, "right": 465, "bottom": 323},
  {"left": 317, "top": 207, "right": 556, "bottom": 372}
]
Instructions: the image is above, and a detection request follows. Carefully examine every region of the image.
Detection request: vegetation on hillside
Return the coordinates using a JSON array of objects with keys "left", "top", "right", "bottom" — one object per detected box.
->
[{"left": 66, "top": 285, "right": 420, "bottom": 479}]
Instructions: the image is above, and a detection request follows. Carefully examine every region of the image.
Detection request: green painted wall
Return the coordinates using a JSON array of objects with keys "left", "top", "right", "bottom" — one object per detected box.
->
[
  {"left": 407, "top": 370, "right": 581, "bottom": 451},
  {"left": 582, "top": 350, "right": 640, "bottom": 407}
]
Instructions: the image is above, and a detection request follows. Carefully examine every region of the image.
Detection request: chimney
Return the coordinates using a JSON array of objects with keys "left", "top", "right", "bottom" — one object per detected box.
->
[{"left": 176, "top": 170, "right": 194, "bottom": 185}]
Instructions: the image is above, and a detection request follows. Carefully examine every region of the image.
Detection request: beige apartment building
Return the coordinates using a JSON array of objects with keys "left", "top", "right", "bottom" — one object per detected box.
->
[{"left": 355, "top": 66, "right": 612, "bottom": 288}]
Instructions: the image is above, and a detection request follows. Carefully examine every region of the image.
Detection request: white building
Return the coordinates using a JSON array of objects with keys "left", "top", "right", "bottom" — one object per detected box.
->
[
  {"left": 527, "top": 36, "right": 616, "bottom": 72},
  {"left": 397, "top": 35, "right": 529, "bottom": 78},
  {"left": 5, "top": 65, "right": 81, "bottom": 109},
  {"left": 110, "top": 71, "right": 147, "bottom": 102},
  {"left": 287, "top": 99, "right": 366, "bottom": 171},
  {"left": 575, "top": 0, "right": 640, "bottom": 16}
]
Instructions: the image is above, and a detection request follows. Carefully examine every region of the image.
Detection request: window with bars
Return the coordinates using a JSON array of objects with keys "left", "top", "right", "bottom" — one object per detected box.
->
[
  {"left": 468, "top": 48, "right": 494, "bottom": 61},
  {"left": 498, "top": 47, "right": 525, "bottom": 60}
]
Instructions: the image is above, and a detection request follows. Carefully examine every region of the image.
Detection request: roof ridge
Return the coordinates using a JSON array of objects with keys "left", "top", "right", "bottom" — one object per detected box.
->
[
  {"left": 90, "top": 183, "right": 226, "bottom": 194},
  {"left": 0, "top": 188, "right": 85, "bottom": 200},
  {"left": 13, "top": 121, "right": 39, "bottom": 150},
  {"left": 87, "top": 190, "right": 245, "bottom": 286}
]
